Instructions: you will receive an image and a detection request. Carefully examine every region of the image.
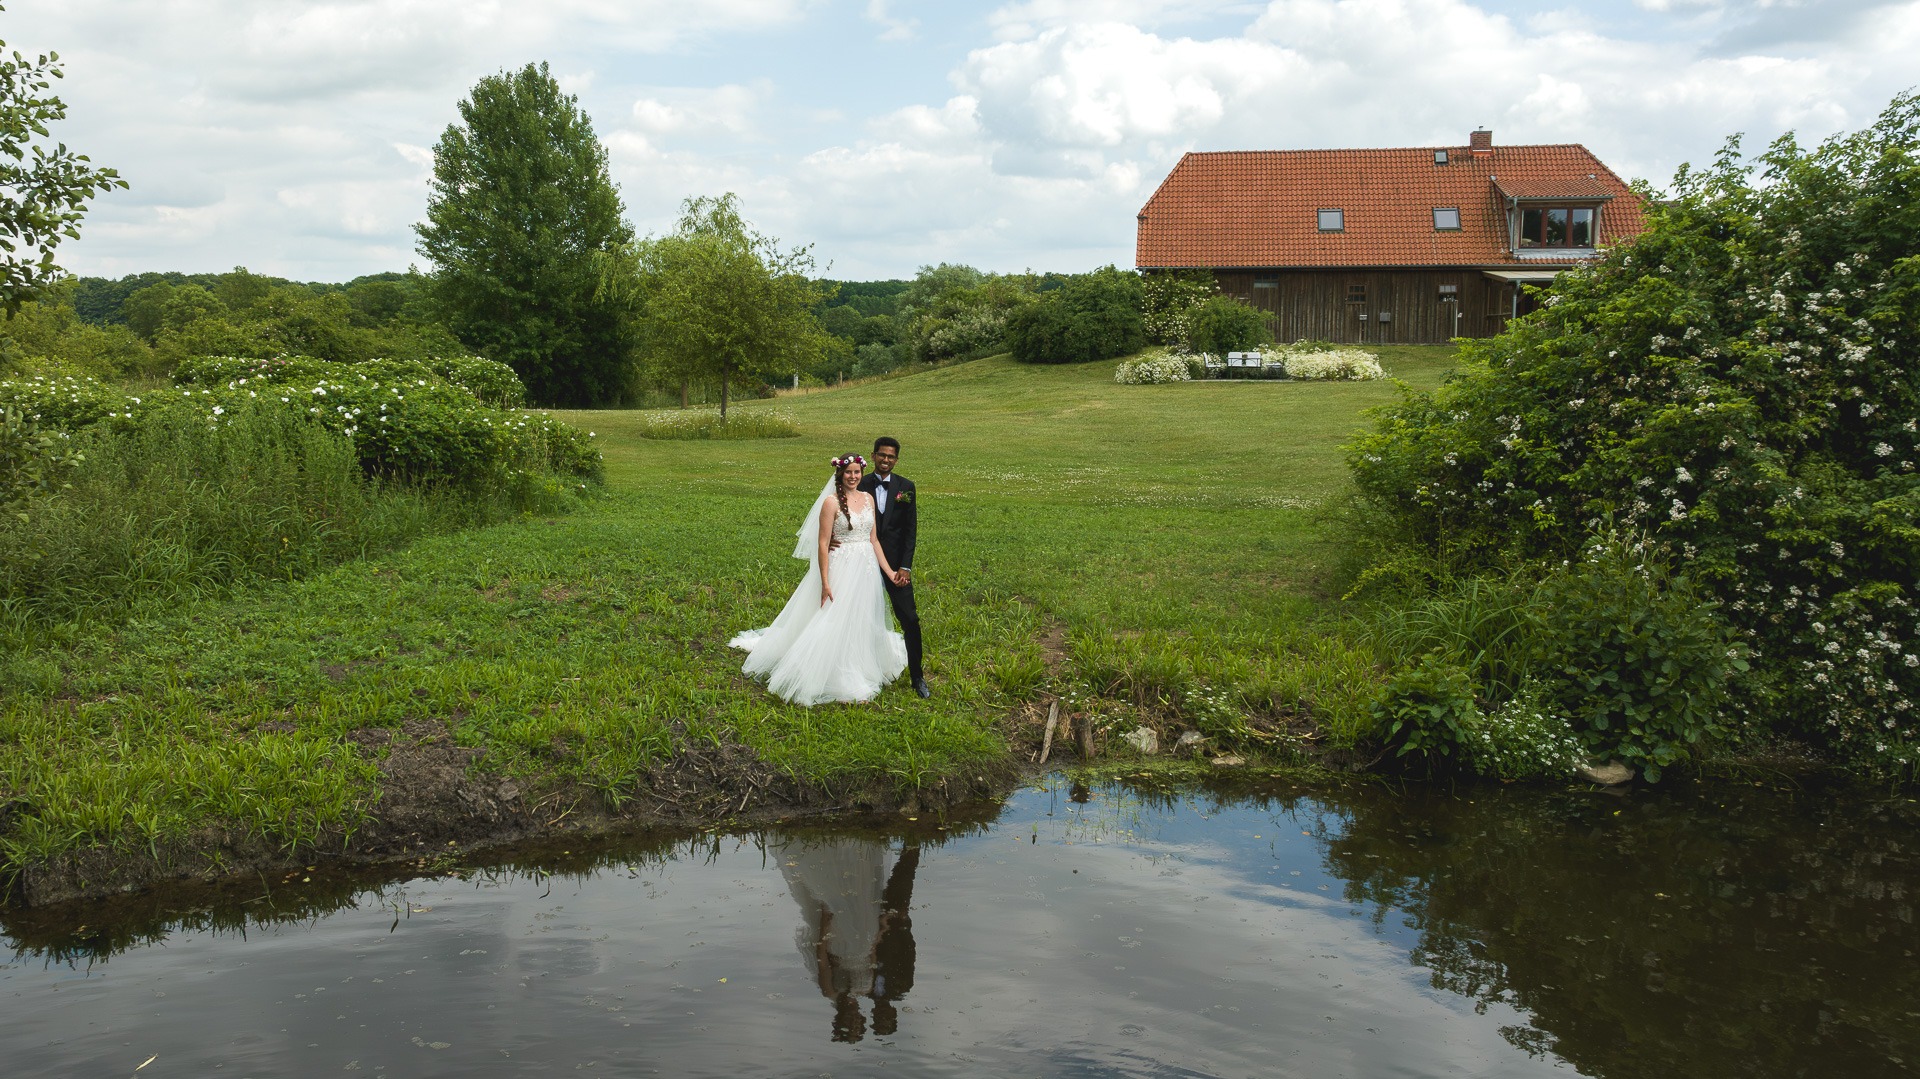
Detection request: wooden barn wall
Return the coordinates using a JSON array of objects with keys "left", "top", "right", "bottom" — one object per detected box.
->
[{"left": 1212, "top": 269, "right": 1512, "bottom": 345}]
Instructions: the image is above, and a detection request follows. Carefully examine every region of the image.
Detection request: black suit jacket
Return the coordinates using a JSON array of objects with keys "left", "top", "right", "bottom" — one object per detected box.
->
[{"left": 859, "top": 472, "right": 917, "bottom": 572}]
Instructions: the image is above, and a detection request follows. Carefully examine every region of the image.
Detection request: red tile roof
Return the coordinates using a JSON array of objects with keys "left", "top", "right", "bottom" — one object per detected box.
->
[{"left": 1136, "top": 141, "right": 1646, "bottom": 270}]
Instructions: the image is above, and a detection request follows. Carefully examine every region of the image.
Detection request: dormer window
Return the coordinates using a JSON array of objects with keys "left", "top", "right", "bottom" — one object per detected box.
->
[
  {"left": 1432, "top": 207, "right": 1461, "bottom": 230},
  {"left": 1433, "top": 149, "right": 1449, "bottom": 165},
  {"left": 1318, "top": 208, "right": 1344, "bottom": 232},
  {"left": 1518, "top": 206, "right": 1598, "bottom": 248}
]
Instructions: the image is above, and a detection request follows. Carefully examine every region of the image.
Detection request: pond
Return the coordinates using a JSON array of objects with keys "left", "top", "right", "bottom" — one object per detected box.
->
[{"left": 4, "top": 775, "right": 1917, "bottom": 1077}]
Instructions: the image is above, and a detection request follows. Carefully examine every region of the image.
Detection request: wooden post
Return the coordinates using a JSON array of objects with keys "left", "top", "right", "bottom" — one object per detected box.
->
[
  {"left": 1076, "top": 712, "right": 1096, "bottom": 760},
  {"left": 1038, "top": 702, "right": 1059, "bottom": 765}
]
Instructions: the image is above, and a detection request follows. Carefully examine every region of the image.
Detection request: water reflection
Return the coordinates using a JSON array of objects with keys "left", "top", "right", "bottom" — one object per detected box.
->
[
  {"left": 772, "top": 836, "right": 919, "bottom": 1042},
  {"left": 2, "top": 778, "right": 1916, "bottom": 1077}
]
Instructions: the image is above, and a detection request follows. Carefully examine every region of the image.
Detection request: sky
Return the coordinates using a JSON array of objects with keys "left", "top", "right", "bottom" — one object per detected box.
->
[{"left": 9, "top": 0, "right": 1918, "bottom": 283}]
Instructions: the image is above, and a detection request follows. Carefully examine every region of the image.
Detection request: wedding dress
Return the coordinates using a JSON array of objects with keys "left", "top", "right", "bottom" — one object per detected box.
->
[{"left": 730, "top": 496, "right": 907, "bottom": 706}]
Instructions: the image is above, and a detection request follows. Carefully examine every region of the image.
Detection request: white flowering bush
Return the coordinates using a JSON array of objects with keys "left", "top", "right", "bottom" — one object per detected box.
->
[
  {"left": 1464, "top": 685, "right": 1586, "bottom": 780},
  {"left": 1114, "top": 352, "right": 1194, "bottom": 384},
  {"left": 1279, "top": 347, "right": 1385, "bottom": 381},
  {"left": 1350, "top": 94, "right": 1920, "bottom": 774}
]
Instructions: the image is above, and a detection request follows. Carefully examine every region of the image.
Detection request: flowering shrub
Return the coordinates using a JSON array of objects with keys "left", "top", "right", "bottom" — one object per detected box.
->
[
  {"left": 1114, "top": 352, "right": 1194, "bottom": 384},
  {"left": 0, "top": 364, "right": 599, "bottom": 490},
  {"left": 1465, "top": 687, "right": 1586, "bottom": 780},
  {"left": 173, "top": 354, "right": 527, "bottom": 407},
  {"left": 630, "top": 408, "right": 798, "bottom": 440},
  {"left": 1141, "top": 270, "right": 1216, "bottom": 346},
  {"left": 922, "top": 307, "right": 1009, "bottom": 361},
  {"left": 1280, "top": 347, "right": 1385, "bottom": 381},
  {"left": 1349, "top": 94, "right": 1920, "bottom": 773}
]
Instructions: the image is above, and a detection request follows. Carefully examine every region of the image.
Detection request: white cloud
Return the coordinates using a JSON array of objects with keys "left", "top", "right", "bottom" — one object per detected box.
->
[{"left": 5, "top": 0, "right": 1917, "bottom": 280}]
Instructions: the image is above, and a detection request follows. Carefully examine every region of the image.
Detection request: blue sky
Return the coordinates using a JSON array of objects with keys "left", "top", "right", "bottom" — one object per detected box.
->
[{"left": 10, "top": 0, "right": 1918, "bottom": 282}]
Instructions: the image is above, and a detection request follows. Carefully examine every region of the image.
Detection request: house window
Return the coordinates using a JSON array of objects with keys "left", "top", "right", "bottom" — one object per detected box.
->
[
  {"left": 1433, "top": 149, "right": 1449, "bottom": 165},
  {"left": 1252, "top": 274, "right": 1279, "bottom": 289},
  {"left": 1438, "top": 284, "right": 1459, "bottom": 302},
  {"left": 1346, "top": 284, "right": 1366, "bottom": 305},
  {"left": 1433, "top": 207, "right": 1461, "bottom": 230},
  {"left": 1318, "top": 208, "right": 1344, "bottom": 231},
  {"left": 1518, "top": 205, "right": 1600, "bottom": 248}
]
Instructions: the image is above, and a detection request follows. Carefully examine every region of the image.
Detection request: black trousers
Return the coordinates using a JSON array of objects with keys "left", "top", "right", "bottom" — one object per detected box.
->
[{"left": 883, "top": 577, "right": 923, "bottom": 680}]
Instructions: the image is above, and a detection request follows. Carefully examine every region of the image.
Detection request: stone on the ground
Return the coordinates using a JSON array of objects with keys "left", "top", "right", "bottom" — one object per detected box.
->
[
  {"left": 1122, "top": 728, "right": 1159, "bottom": 754},
  {"left": 1175, "top": 730, "right": 1207, "bottom": 755},
  {"left": 1576, "top": 760, "right": 1634, "bottom": 786},
  {"left": 1209, "top": 754, "right": 1245, "bottom": 768}
]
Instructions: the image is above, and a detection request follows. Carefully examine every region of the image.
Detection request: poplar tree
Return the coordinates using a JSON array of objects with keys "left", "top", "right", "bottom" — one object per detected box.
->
[{"left": 416, "top": 63, "right": 634, "bottom": 406}]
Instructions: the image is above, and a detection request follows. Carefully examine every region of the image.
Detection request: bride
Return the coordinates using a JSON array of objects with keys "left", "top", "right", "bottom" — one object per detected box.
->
[{"left": 730, "top": 454, "right": 909, "bottom": 705}]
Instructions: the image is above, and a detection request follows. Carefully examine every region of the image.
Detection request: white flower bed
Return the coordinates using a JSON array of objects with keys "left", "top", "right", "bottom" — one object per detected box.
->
[
  {"left": 1280, "top": 348, "right": 1385, "bottom": 381},
  {"left": 1114, "top": 354, "right": 1194, "bottom": 384}
]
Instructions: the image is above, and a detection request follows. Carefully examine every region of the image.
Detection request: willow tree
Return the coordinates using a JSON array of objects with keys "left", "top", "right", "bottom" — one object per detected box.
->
[
  {"left": 618, "top": 194, "right": 832, "bottom": 418},
  {"left": 415, "top": 63, "right": 634, "bottom": 406}
]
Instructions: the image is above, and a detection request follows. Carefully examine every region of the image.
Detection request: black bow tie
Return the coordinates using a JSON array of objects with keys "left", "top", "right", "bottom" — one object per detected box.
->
[{"left": 877, "top": 477, "right": 890, "bottom": 485}]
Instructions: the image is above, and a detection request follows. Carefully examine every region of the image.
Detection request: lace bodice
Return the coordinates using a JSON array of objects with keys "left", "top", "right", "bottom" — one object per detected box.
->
[{"left": 832, "top": 506, "right": 875, "bottom": 545}]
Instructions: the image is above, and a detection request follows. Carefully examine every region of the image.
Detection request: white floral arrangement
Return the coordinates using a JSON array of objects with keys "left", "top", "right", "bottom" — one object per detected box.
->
[
  {"left": 1279, "top": 347, "right": 1385, "bottom": 381},
  {"left": 1114, "top": 353, "right": 1195, "bottom": 385}
]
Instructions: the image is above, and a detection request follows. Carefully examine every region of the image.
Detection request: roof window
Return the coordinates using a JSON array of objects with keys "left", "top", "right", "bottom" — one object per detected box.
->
[
  {"left": 1433, "top": 207, "right": 1461, "bottom": 230},
  {"left": 1317, "top": 208, "right": 1344, "bottom": 232},
  {"left": 1433, "top": 149, "right": 1449, "bottom": 165}
]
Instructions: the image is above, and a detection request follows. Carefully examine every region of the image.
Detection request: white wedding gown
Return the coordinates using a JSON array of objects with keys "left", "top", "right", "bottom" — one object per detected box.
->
[{"left": 730, "top": 505, "right": 907, "bottom": 706}]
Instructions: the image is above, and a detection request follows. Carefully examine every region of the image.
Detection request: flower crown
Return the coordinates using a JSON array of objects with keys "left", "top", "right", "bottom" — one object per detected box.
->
[{"left": 830, "top": 454, "right": 866, "bottom": 469}]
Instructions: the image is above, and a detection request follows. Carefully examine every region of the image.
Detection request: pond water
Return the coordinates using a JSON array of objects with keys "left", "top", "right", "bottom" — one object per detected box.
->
[{"left": 4, "top": 775, "right": 1918, "bottom": 1078}]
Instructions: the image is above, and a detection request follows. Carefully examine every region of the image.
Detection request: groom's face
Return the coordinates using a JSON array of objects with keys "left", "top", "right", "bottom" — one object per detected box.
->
[{"left": 873, "top": 446, "right": 898, "bottom": 476}]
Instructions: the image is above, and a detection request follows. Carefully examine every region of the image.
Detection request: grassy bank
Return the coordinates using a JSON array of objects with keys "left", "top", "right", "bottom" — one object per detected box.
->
[{"left": 0, "top": 346, "right": 1456, "bottom": 900}]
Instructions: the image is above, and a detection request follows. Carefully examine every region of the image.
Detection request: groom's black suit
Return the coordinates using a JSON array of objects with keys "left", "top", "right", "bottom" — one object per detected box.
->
[{"left": 859, "top": 471, "right": 922, "bottom": 683}]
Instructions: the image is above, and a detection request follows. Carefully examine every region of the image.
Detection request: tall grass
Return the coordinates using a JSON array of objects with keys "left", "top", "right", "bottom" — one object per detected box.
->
[
  {"left": 1360, "top": 573, "right": 1545, "bottom": 703},
  {"left": 629, "top": 407, "right": 799, "bottom": 440},
  {"left": 0, "top": 402, "right": 578, "bottom": 636}
]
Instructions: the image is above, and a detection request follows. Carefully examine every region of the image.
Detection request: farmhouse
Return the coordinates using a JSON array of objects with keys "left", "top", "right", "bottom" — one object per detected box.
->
[{"left": 1135, "top": 130, "right": 1647, "bottom": 344}]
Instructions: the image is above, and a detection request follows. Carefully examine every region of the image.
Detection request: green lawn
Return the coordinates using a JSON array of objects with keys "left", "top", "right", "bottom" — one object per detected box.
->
[{"left": 0, "top": 346, "right": 1456, "bottom": 878}]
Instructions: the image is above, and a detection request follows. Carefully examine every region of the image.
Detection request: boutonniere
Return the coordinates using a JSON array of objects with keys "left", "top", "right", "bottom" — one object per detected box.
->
[{"left": 896, "top": 491, "right": 913, "bottom": 505}]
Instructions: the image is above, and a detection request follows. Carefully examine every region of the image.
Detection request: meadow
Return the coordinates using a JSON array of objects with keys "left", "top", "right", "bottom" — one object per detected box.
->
[{"left": 0, "top": 346, "right": 1456, "bottom": 895}]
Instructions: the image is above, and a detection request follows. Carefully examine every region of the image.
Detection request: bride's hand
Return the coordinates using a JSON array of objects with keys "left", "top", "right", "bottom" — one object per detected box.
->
[{"left": 820, "top": 582, "right": 833, "bottom": 606}]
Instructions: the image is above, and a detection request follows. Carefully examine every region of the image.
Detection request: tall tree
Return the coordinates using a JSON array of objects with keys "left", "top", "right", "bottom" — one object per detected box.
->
[
  {"left": 415, "top": 62, "right": 634, "bottom": 406},
  {"left": 0, "top": 3, "right": 127, "bottom": 315},
  {"left": 613, "top": 194, "right": 833, "bottom": 418}
]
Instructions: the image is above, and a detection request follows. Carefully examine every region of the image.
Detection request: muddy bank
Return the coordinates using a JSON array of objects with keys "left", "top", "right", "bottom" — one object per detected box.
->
[{"left": 5, "top": 718, "right": 1017, "bottom": 908}]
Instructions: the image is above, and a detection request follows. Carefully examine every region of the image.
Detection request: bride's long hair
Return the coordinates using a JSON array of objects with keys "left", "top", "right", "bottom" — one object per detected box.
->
[{"left": 830, "top": 454, "right": 864, "bottom": 527}]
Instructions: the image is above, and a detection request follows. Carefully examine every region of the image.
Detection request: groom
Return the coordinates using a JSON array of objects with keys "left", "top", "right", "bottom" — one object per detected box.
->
[{"left": 860, "top": 437, "right": 928, "bottom": 698}]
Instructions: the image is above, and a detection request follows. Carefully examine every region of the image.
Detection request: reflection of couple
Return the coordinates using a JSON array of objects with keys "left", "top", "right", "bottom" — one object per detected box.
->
[
  {"left": 730, "top": 437, "right": 928, "bottom": 705},
  {"left": 773, "top": 837, "right": 920, "bottom": 1043}
]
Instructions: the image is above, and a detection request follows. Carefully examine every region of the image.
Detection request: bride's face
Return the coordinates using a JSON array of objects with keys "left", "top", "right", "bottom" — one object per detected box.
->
[{"left": 843, "top": 462, "right": 864, "bottom": 487}]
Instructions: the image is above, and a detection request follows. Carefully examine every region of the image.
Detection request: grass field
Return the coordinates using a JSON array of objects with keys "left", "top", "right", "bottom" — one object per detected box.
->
[{"left": 0, "top": 346, "right": 1457, "bottom": 885}]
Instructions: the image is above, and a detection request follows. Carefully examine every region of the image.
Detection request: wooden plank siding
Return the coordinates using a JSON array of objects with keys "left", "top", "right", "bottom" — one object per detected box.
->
[{"left": 1211, "top": 268, "right": 1514, "bottom": 344}]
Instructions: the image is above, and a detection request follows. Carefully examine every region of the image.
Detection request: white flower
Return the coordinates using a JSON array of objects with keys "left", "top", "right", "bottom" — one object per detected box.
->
[{"left": 1875, "top": 443, "right": 1894, "bottom": 456}]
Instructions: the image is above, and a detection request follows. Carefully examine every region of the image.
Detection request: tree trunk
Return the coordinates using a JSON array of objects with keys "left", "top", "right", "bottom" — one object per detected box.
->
[
  {"left": 720, "top": 371, "right": 730, "bottom": 420},
  {"left": 680, "top": 379, "right": 688, "bottom": 409}
]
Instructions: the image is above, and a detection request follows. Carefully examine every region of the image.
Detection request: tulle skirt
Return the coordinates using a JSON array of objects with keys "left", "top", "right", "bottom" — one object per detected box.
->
[{"left": 730, "top": 543, "right": 907, "bottom": 706}]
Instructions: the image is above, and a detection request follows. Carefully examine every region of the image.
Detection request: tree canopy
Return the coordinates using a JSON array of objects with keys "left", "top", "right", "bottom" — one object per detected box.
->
[
  {"left": 613, "top": 193, "right": 833, "bottom": 418},
  {"left": 0, "top": 4, "right": 126, "bottom": 315},
  {"left": 415, "top": 62, "right": 635, "bottom": 407}
]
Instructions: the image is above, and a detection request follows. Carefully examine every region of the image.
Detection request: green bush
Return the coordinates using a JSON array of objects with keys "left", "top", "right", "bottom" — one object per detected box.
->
[
  {"left": 1349, "top": 93, "right": 1920, "bottom": 772},
  {"left": 173, "top": 353, "right": 527, "bottom": 407},
  {"left": 1527, "top": 534, "right": 1744, "bottom": 779},
  {"left": 1185, "top": 296, "right": 1272, "bottom": 356},
  {"left": 1463, "top": 685, "right": 1585, "bottom": 780},
  {"left": 1372, "top": 651, "right": 1481, "bottom": 767},
  {"left": 0, "top": 406, "right": 86, "bottom": 505},
  {"left": 1141, "top": 270, "right": 1215, "bottom": 346},
  {"left": 1007, "top": 267, "right": 1145, "bottom": 364}
]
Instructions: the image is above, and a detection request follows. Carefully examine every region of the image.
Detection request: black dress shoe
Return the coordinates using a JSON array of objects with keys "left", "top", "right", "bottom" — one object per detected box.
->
[{"left": 913, "top": 677, "right": 931, "bottom": 699}]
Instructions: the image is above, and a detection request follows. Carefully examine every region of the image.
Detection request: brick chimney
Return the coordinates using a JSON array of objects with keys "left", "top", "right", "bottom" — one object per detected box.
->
[{"left": 1469, "top": 128, "right": 1492, "bottom": 155}]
